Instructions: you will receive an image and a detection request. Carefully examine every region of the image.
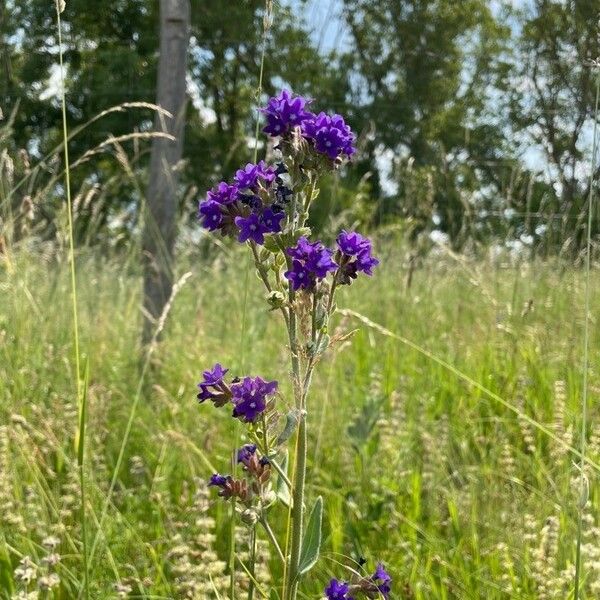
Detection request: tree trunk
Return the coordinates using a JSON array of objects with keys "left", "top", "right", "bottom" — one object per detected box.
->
[{"left": 142, "top": 0, "right": 190, "bottom": 344}]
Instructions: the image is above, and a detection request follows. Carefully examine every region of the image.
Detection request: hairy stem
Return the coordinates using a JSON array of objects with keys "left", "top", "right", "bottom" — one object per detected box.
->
[{"left": 287, "top": 415, "right": 306, "bottom": 600}]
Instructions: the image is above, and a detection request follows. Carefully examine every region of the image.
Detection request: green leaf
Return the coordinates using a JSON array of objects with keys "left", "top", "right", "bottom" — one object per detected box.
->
[
  {"left": 275, "top": 410, "right": 301, "bottom": 447},
  {"left": 297, "top": 496, "right": 323, "bottom": 578},
  {"left": 316, "top": 334, "right": 330, "bottom": 356},
  {"left": 77, "top": 358, "right": 90, "bottom": 466},
  {"left": 263, "top": 234, "right": 281, "bottom": 254}
]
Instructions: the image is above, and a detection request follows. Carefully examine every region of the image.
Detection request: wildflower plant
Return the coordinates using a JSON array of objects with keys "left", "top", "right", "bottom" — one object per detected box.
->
[{"left": 196, "top": 90, "right": 388, "bottom": 599}]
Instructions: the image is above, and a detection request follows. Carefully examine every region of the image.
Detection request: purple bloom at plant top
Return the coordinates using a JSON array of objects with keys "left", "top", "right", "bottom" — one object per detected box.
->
[
  {"left": 371, "top": 563, "right": 392, "bottom": 597},
  {"left": 302, "top": 112, "right": 356, "bottom": 159},
  {"left": 231, "top": 376, "right": 278, "bottom": 423},
  {"left": 325, "top": 579, "right": 354, "bottom": 600},
  {"left": 336, "top": 231, "right": 379, "bottom": 281},
  {"left": 261, "top": 89, "right": 312, "bottom": 136},
  {"left": 234, "top": 161, "right": 276, "bottom": 190},
  {"left": 285, "top": 237, "right": 337, "bottom": 290},
  {"left": 237, "top": 444, "right": 257, "bottom": 465}
]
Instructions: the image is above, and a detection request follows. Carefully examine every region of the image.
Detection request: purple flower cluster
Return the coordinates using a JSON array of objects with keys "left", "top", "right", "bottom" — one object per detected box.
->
[
  {"left": 234, "top": 161, "right": 276, "bottom": 190},
  {"left": 284, "top": 237, "right": 337, "bottom": 291},
  {"left": 371, "top": 563, "right": 392, "bottom": 597},
  {"left": 302, "top": 112, "right": 356, "bottom": 159},
  {"left": 197, "top": 363, "right": 230, "bottom": 406},
  {"left": 262, "top": 89, "right": 356, "bottom": 160},
  {"left": 284, "top": 231, "right": 379, "bottom": 291},
  {"left": 336, "top": 231, "right": 380, "bottom": 283},
  {"left": 235, "top": 208, "right": 284, "bottom": 245},
  {"left": 236, "top": 444, "right": 257, "bottom": 465},
  {"left": 209, "top": 473, "right": 229, "bottom": 488},
  {"left": 261, "top": 89, "right": 313, "bottom": 136},
  {"left": 325, "top": 579, "right": 354, "bottom": 600},
  {"left": 198, "top": 182, "right": 239, "bottom": 232},
  {"left": 197, "top": 365, "right": 278, "bottom": 422},
  {"left": 198, "top": 161, "right": 285, "bottom": 245},
  {"left": 231, "top": 376, "right": 278, "bottom": 423},
  {"left": 324, "top": 564, "right": 391, "bottom": 600}
]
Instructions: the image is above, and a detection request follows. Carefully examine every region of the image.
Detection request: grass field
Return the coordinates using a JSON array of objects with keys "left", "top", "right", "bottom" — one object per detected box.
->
[{"left": 1, "top": 233, "right": 599, "bottom": 599}]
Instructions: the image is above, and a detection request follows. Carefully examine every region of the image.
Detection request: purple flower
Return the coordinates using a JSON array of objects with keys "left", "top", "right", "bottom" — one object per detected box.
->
[
  {"left": 197, "top": 363, "right": 231, "bottom": 406},
  {"left": 302, "top": 112, "right": 356, "bottom": 159},
  {"left": 206, "top": 181, "right": 239, "bottom": 205},
  {"left": 231, "top": 376, "right": 278, "bottom": 423},
  {"left": 261, "top": 89, "right": 312, "bottom": 136},
  {"left": 371, "top": 563, "right": 391, "bottom": 598},
  {"left": 336, "top": 230, "right": 369, "bottom": 256},
  {"left": 198, "top": 182, "right": 239, "bottom": 232},
  {"left": 285, "top": 259, "right": 314, "bottom": 291},
  {"left": 235, "top": 207, "right": 284, "bottom": 244},
  {"left": 284, "top": 237, "right": 337, "bottom": 290},
  {"left": 234, "top": 161, "right": 276, "bottom": 190},
  {"left": 198, "top": 200, "right": 223, "bottom": 231},
  {"left": 336, "top": 231, "right": 379, "bottom": 282},
  {"left": 325, "top": 579, "right": 354, "bottom": 600},
  {"left": 262, "top": 207, "right": 285, "bottom": 233},
  {"left": 235, "top": 213, "right": 270, "bottom": 244},
  {"left": 209, "top": 473, "right": 229, "bottom": 488},
  {"left": 202, "top": 363, "right": 228, "bottom": 385},
  {"left": 237, "top": 444, "right": 257, "bottom": 465}
]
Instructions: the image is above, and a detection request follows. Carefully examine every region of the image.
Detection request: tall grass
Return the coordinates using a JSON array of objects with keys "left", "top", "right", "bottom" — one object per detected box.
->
[
  {"left": 2, "top": 231, "right": 600, "bottom": 597},
  {"left": 55, "top": 1, "right": 88, "bottom": 598},
  {"left": 574, "top": 68, "right": 600, "bottom": 600}
]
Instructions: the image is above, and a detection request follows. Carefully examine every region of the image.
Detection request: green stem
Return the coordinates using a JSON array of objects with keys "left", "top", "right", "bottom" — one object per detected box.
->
[
  {"left": 260, "top": 517, "right": 285, "bottom": 563},
  {"left": 250, "top": 241, "right": 290, "bottom": 330},
  {"left": 247, "top": 528, "right": 256, "bottom": 600},
  {"left": 229, "top": 495, "right": 236, "bottom": 600},
  {"left": 284, "top": 253, "right": 305, "bottom": 599},
  {"left": 56, "top": 4, "right": 88, "bottom": 598},
  {"left": 287, "top": 416, "right": 306, "bottom": 600},
  {"left": 269, "top": 457, "right": 292, "bottom": 490}
]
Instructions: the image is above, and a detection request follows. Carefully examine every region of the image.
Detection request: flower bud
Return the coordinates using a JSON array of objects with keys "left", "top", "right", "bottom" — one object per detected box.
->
[
  {"left": 267, "top": 290, "right": 286, "bottom": 310},
  {"left": 241, "top": 508, "right": 259, "bottom": 526}
]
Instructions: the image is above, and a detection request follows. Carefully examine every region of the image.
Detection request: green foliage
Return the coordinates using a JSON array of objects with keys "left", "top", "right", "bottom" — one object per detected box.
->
[
  {"left": 508, "top": 0, "right": 600, "bottom": 254},
  {"left": 2, "top": 235, "right": 600, "bottom": 597},
  {"left": 3, "top": 0, "right": 344, "bottom": 238},
  {"left": 297, "top": 496, "right": 323, "bottom": 578},
  {"left": 340, "top": 0, "right": 513, "bottom": 244}
]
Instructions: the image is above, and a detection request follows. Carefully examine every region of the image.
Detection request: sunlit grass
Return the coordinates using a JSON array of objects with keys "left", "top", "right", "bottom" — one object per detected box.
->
[{"left": 1, "top": 235, "right": 599, "bottom": 598}]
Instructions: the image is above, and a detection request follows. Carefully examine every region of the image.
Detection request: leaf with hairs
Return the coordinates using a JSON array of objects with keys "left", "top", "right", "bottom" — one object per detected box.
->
[{"left": 297, "top": 496, "right": 323, "bottom": 577}]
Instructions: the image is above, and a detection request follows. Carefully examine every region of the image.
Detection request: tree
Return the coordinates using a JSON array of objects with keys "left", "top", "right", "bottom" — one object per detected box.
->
[
  {"left": 340, "top": 0, "right": 511, "bottom": 246},
  {"left": 142, "top": 0, "right": 190, "bottom": 343},
  {"left": 4, "top": 1, "right": 341, "bottom": 239},
  {"left": 509, "top": 0, "right": 600, "bottom": 253}
]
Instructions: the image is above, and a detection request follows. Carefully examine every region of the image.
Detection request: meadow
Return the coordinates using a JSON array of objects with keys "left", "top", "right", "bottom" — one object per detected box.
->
[{"left": 1, "top": 233, "right": 599, "bottom": 598}]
